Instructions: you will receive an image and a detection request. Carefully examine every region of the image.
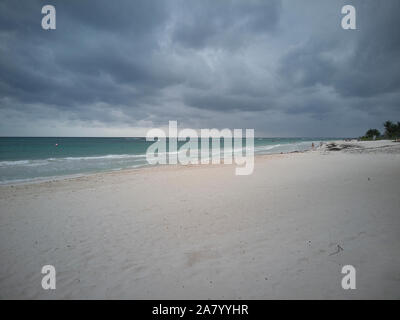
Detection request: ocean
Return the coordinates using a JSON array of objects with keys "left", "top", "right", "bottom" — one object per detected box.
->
[{"left": 0, "top": 137, "right": 335, "bottom": 184}]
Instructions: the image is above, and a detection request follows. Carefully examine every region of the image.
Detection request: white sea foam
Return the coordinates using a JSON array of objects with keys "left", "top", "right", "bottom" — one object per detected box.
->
[{"left": 0, "top": 154, "right": 147, "bottom": 167}]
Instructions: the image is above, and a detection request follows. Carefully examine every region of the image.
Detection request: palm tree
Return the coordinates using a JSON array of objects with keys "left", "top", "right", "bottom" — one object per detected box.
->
[
  {"left": 365, "top": 129, "right": 381, "bottom": 139},
  {"left": 383, "top": 121, "right": 398, "bottom": 139},
  {"left": 384, "top": 121, "right": 398, "bottom": 138}
]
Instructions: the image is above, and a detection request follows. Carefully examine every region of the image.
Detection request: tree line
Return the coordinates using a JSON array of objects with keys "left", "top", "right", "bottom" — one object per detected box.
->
[{"left": 362, "top": 121, "right": 400, "bottom": 140}]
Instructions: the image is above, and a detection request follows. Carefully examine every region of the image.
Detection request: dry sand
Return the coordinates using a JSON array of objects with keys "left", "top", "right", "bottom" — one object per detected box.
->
[{"left": 0, "top": 140, "right": 400, "bottom": 299}]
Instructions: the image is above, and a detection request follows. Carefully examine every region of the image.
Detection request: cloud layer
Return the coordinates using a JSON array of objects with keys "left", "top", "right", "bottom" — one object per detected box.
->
[{"left": 1, "top": 0, "right": 399, "bottom": 136}]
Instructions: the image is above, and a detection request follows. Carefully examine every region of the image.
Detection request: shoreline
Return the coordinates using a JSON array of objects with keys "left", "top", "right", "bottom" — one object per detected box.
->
[
  {"left": 0, "top": 138, "right": 344, "bottom": 187},
  {"left": 2, "top": 139, "right": 398, "bottom": 188},
  {"left": 0, "top": 152, "right": 289, "bottom": 188},
  {"left": 1, "top": 139, "right": 398, "bottom": 194},
  {"left": 0, "top": 146, "right": 318, "bottom": 187}
]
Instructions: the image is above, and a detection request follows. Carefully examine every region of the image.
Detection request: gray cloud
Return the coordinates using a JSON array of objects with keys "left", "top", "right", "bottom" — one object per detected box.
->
[
  {"left": 171, "top": 0, "right": 281, "bottom": 49},
  {"left": 0, "top": 0, "right": 400, "bottom": 137}
]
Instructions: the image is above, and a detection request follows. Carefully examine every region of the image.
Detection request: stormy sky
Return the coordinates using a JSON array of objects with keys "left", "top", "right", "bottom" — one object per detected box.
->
[{"left": 0, "top": 0, "right": 399, "bottom": 137}]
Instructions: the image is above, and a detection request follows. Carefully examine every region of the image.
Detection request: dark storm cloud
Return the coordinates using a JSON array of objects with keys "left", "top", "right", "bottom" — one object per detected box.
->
[
  {"left": 279, "top": 1, "right": 400, "bottom": 99},
  {"left": 0, "top": 0, "right": 400, "bottom": 136},
  {"left": 183, "top": 92, "right": 271, "bottom": 111},
  {"left": 0, "top": 0, "right": 174, "bottom": 109},
  {"left": 171, "top": 0, "right": 281, "bottom": 49}
]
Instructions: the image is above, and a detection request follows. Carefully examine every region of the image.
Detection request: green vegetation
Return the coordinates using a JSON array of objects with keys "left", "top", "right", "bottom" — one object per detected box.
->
[
  {"left": 361, "top": 120, "right": 400, "bottom": 141},
  {"left": 383, "top": 121, "right": 400, "bottom": 139},
  {"left": 364, "top": 129, "right": 381, "bottom": 139}
]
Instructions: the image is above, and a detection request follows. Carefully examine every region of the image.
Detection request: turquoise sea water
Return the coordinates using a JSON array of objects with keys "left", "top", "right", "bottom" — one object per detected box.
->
[{"left": 0, "top": 137, "right": 336, "bottom": 184}]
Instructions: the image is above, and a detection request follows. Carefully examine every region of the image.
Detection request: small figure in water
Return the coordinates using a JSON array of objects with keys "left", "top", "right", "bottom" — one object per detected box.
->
[{"left": 311, "top": 142, "right": 315, "bottom": 150}]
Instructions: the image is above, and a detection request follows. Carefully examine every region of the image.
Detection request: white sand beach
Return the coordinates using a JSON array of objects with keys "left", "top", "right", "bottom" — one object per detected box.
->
[{"left": 0, "top": 140, "right": 400, "bottom": 299}]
